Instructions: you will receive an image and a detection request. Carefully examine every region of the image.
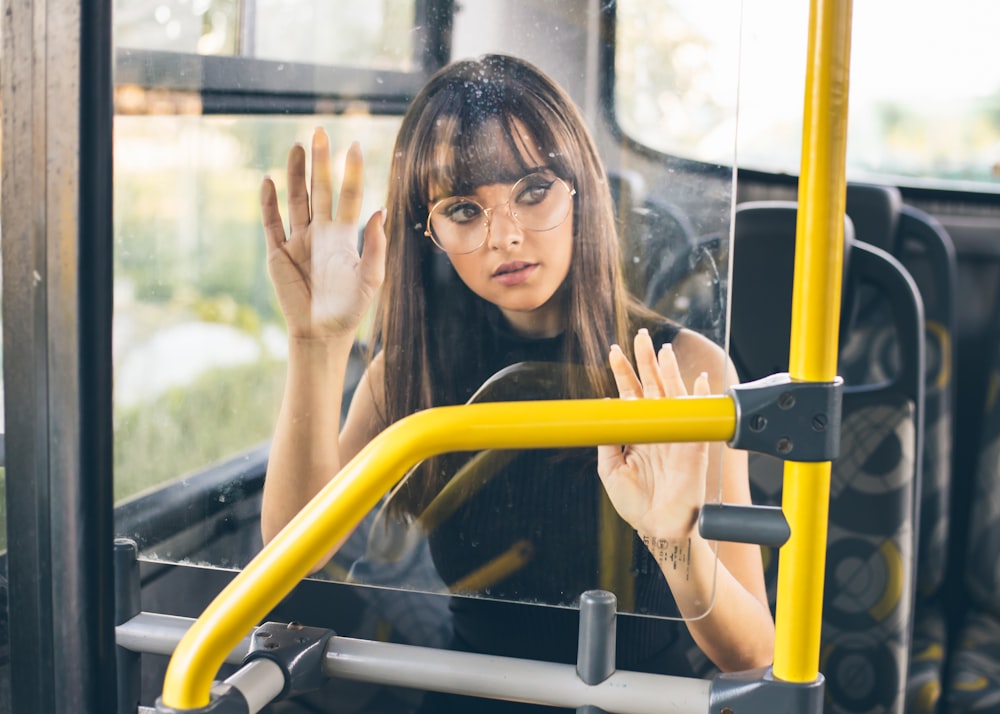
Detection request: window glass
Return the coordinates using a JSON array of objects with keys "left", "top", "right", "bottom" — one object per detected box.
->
[
  {"left": 614, "top": 0, "right": 741, "bottom": 166},
  {"left": 113, "top": 112, "right": 400, "bottom": 502},
  {"left": 616, "top": 0, "right": 1000, "bottom": 189},
  {"left": 115, "top": 0, "right": 240, "bottom": 55},
  {"left": 114, "top": 0, "right": 418, "bottom": 71},
  {"left": 253, "top": 0, "right": 417, "bottom": 70}
]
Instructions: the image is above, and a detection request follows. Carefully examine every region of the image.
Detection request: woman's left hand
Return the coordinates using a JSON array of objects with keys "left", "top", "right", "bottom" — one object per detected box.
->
[{"left": 597, "top": 329, "right": 711, "bottom": 541}]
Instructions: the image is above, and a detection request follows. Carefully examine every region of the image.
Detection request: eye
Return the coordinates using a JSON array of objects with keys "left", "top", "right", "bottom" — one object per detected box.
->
[
  {"left": 440, "top": 199, "right": 483, "bottom": 224},
  {"left": 514, "top": 175, "right": 556, "bottom": 206}
]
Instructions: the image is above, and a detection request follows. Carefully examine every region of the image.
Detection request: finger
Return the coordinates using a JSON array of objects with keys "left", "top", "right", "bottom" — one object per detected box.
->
[
  {"left": 310, "top": 128, "right": 334, "bottom": 222},
  {"left": 287, "top": 143, "right": 310, "bottom": 232},
  {"left": 634, "top": 329, "right": 668, "bottom": 398},
  {"left": 260, "top": 176, "right": 287, "bottom": 249},
  {"left": 609, "top": 344, "right": 642, "bottom": 399},
  {"left": 657, "top": 343, "right": 688, "bottom": 397},
  {"left": 359, "top": 208, "right": 388, "bottom": 290},
  {"left": 335, "top": 141, "right": 365, "bottom": 225},
  {"left": 693, "top": 370, "right": 710, "bottom": 396}
]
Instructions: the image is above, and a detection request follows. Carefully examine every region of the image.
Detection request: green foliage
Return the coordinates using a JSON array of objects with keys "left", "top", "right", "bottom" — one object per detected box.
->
[{"left": 113, "top": 358, "right": 285, "bottom": 502}]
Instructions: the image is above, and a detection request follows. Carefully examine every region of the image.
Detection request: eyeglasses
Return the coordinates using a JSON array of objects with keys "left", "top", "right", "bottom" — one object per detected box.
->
[{"left": 425, "top": 170, "right": 576, "bottom": 255}]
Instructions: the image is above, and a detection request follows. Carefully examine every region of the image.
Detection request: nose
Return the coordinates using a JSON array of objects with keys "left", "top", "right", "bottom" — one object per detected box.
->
[{"left": 484, "top": 201, "right": 523, "bottom": 250}]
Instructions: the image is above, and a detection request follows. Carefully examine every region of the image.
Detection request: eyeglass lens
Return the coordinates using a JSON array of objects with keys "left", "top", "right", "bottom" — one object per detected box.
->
[{"left": 427, "top": 171, "right": 573, "bottom": 254}]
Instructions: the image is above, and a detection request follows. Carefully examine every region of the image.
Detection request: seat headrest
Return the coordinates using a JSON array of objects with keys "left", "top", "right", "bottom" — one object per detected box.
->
[
  {"left": 729, "top": 201, "right": 855, "bottom": 382},
  {"left": 845, "top": 182, "right": 902, "bottom": 254}
]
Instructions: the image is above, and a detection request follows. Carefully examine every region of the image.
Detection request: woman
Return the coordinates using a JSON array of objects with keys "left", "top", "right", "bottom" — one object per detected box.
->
[{"left": 259, "top": 54, "right": 773, "bottom": 709}]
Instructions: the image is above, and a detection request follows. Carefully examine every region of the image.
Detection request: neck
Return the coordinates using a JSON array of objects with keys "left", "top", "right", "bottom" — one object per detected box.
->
[{"left": 500, "top": 297, "right": 568, "bottom": 339}]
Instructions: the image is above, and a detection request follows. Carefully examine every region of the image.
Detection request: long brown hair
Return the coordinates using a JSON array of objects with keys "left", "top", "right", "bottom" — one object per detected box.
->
[{"left": 371, "top": 54, "right": 659, "bottom": 512}]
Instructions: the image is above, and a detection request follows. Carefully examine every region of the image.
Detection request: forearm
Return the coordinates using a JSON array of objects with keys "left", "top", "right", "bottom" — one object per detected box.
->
[
  {"left": 652, "top": 535, "right": 775, "bottom": 672},
  {"left": 261, "top": 334, "right": 355, "bottom": 544}
]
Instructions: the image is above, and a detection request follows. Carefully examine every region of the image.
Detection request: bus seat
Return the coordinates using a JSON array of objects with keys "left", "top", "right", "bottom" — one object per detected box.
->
[
  {"left": 607, "top": 169, "right": 697, "bottom": 300},
  {"left": 945, "top": 345, "right": 1000, "bottom": 714},
  {"left": 730, "top": 201, "right": 925, "bottom": 714},
  {"left": 840, "top": 189, "right": 957, "bottom": 714},
  {"left": 606, "top": 170, "right": 726, "bottom": 342},
  {"left": 845, "top": 182, "right": 903, "bottom": 253}
]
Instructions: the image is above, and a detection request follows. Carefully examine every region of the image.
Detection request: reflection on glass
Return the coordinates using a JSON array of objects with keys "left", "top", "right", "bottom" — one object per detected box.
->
[
  {"left": 249, "top": 48, "right": 742, "bottom": 629},
  {"left": 320, "top": 361, "right": 716, "bottom": 623}
]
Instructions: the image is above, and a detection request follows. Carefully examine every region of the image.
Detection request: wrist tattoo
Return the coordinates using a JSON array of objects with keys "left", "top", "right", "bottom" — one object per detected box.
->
[{"left": 640, "top": 535, "right": 691, "bottom": 580}]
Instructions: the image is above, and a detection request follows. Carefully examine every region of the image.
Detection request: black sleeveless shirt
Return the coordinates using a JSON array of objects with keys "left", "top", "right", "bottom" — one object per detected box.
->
[{"left": 420, "top": 316, "right": 696, "bottom": 691}]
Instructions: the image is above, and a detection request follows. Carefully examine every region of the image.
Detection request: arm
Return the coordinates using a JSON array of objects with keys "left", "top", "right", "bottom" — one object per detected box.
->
[
  {"left": 597, "top": 328, "right": 775, "bottom": 672},
  {"left": 259, "top": 128, "right": 387, "bottom": 552}
]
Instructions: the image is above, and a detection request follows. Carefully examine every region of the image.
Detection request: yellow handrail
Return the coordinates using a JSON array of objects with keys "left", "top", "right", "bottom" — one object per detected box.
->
[
  {"left": 773, "top": 0, "right": 853, "bottom": 683},
  {"left": 161, "top": 395, "right": 736, "bottom": 709}
]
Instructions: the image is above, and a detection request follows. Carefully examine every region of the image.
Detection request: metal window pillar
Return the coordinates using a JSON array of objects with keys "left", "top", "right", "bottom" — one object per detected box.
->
[{"left": 1, "top": 0, "right": 116, "bottom": 712}]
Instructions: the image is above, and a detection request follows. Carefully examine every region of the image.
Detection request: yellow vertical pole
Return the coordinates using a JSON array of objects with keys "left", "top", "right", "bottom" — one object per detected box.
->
[{"left": 772, "top": 0, "right": 853, "bottom": 683}]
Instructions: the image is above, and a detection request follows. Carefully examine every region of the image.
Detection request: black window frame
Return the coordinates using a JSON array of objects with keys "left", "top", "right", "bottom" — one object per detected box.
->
[{"left": 114, "top": 0, "right": 454, "bottom": 115}]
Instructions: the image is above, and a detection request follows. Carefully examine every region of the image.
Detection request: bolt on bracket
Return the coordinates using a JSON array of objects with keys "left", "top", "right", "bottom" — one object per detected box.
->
[{"left": 727, "top": 373, "right": 842, "bottom": 462}]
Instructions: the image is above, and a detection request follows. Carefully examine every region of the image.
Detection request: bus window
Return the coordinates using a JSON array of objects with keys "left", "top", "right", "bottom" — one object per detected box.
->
[
  {"left": 110, "top": 1, "right": 426, "bottom": 506},
  {"left": 613, "top": 0, "right": 741, "bottom": 169},
  {"left": 115, "top": 0, "right": 419, "bottom": 70},
  {"left": 616, "top": 0, "right": 1000, "bottom": 190}
]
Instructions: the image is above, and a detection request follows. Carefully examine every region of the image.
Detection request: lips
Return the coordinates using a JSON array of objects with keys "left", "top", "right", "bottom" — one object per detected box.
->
[
  {"left": 493, "top": 261, "right": 535, "bottom": 277},
  {"left": 492, "top": 261, "right": 538, "bottom": 286}
]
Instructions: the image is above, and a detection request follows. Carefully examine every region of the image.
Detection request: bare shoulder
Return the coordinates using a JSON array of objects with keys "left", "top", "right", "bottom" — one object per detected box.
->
[{"left": 670, "top": 328, "right": 740, "bottom": 394}]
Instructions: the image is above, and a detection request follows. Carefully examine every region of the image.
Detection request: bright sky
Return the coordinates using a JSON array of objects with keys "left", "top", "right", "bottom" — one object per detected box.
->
[{"left": 666, "top": 0, "right": 1000, "bottom": 179}]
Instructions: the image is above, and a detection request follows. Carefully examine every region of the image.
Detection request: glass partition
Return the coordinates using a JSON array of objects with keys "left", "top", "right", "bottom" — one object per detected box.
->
[{"left": 112, "top": 0, "right": 741, "bottom": 629}]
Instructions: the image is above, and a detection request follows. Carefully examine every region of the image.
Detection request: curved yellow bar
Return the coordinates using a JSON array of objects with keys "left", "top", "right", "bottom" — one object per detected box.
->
[
  {"left": 161, "top": 395, "right": 736, "bottom": 709},
  {"left": 774, "top": 0, "right": 854, "bottom": 683}
]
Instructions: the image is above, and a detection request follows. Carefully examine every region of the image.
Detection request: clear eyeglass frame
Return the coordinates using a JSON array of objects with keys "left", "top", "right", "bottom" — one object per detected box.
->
[{"left": 424, "top": 171, "right": 577, "bottom": 255}]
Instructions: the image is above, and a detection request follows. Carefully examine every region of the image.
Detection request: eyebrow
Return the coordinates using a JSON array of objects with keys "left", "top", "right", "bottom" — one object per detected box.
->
[{"left": 428, "top": 165, "right": 553, "bottom": 203}]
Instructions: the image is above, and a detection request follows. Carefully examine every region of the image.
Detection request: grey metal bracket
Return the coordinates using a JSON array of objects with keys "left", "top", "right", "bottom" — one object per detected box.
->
[
  {"left": 710, "top": 667, "right": 825, "bottom": 714},
  {"left": 154, "top": 681, "right": 250, "bottom": 714},
  {"left": 244, "top": 621, "right": 336, "bottom": 700},
  {"left": 728, "top": 372, "right": 843, "bottom": 462}
]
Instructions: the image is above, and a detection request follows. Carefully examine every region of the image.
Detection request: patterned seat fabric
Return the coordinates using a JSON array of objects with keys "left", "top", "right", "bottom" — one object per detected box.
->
[
  {"left": 841, "top": 187, "right": 957, "bottom": 714},
  {"left": 731, "top": 201, "right": 925, "bottom": 714},
  {"left": 946, "top": 353, "right": 1000, "bottom": 714},
  {"left": 751, "top": 393, "right": 916, "bottom": 714}
]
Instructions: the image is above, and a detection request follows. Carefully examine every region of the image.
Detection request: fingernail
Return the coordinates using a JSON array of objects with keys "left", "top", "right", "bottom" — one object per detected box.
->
[
  {"left": 379, "top": 207, "right": 387, "bottom": 225},
  {"left": 638, "top": 328, "right": 649, "bottom": 336}
]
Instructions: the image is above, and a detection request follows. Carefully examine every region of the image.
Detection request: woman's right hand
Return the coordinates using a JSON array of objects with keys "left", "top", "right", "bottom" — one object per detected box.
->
[{"left": 260, "top": 128, "right": 386, "bottom": 340}]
